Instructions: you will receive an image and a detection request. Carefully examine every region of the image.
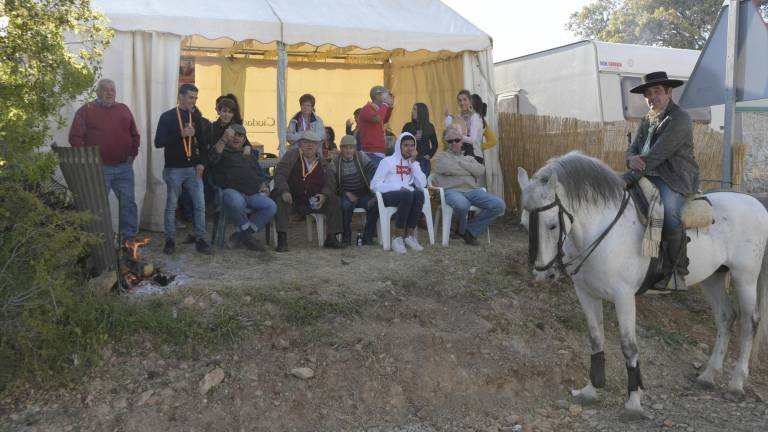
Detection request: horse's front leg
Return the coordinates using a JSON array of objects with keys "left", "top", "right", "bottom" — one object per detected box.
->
[
  {"left": 571, "top": 286, "right": 605, "bottom": 404},
  {"left": 614, "top": 293, "right": 646, "bottom": 418}
]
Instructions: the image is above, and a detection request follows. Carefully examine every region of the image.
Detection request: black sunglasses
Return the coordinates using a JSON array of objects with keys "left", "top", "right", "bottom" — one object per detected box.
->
[{"left": 446, "top": 138, "right": 462, "bottom": 144}]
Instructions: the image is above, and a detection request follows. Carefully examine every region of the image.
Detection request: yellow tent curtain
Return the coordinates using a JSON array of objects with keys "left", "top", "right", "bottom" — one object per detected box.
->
[
  {"left": 193, "top": 58, "right": 383, "bottom": 154},
  {"left": 386, "top": 53, "right": 464, "bottom": 150}
]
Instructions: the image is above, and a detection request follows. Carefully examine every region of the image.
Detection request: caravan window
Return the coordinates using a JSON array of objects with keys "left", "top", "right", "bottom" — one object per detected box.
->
[{"left": 621, "top": 76, "right": 711, "bottom": 123}]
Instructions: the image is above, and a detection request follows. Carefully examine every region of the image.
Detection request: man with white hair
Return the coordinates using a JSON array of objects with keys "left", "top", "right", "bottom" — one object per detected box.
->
[{"left": 69, "top": 78, "right": 140, "bottom": 242}]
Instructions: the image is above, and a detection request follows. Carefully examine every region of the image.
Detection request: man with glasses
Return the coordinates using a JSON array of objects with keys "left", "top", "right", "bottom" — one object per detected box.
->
[{"left": 432, "top": 127, "right": 505, "bottom": 246}]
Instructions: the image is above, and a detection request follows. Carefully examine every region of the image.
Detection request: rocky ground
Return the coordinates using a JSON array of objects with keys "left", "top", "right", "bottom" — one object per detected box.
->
[{"left": 1, "top": 217, "right": 767, "bottom": 431}]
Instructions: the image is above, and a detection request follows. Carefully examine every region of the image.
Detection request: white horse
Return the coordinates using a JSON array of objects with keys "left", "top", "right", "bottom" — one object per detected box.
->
[{"left": 517, "top": 151, "right": 768, "bottom": 417}]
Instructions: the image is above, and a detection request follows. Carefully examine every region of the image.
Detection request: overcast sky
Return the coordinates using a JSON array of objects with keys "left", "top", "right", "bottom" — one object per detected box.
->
[{"left": 441, "top": 0, "right": 595, "bottom": 62}]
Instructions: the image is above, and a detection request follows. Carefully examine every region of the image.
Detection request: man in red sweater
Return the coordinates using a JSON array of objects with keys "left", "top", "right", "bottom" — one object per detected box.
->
[
  {"left": 69, "top": 78, "right": 140, "bottom": 242},
  {"left": 358, "top": 85, "right": 394, "bottom": 168}
]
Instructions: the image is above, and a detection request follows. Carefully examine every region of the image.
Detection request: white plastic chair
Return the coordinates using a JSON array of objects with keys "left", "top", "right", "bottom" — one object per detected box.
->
[
  {"left": 374, "top": 188, "right": 434, "bottom": 250},
  {"left": 268, "top": 179, "right": 326, "bottom": 247},
  {"left": 428, "top": 174, "right": 491, "bottom": 246}
]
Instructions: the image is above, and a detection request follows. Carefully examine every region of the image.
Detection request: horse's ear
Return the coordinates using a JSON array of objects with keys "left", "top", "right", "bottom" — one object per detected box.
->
[
  {"left": 517, "top": 167, "right": 529, "bottom": 188},
  {"left": 546, "top": 172, "right": 558, "bottom": 190}
]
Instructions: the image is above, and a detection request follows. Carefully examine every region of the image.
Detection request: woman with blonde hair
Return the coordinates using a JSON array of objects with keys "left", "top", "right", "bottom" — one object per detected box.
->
[{"left": 444, "top": 89, "right": 483, "bottom": 164}]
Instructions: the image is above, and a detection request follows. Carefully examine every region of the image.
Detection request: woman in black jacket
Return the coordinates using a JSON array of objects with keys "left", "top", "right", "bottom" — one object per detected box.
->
[{"left": 401, "top": 102, "right": 438, "bottom": 176}]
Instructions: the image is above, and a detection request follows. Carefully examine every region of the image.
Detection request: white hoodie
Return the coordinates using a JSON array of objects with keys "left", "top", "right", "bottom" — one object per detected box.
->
[{"left": 371, "top": 132, "right": 427, "bottom": 193}]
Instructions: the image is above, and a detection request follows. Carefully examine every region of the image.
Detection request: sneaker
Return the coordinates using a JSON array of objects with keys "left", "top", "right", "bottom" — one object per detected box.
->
[
  {"left": 404, "top": 235, "right": 424, "bottom": 251},
  {"left": 195, "top": 238, "right": 213, "bottom": 255},
  {"left": 163, "top": 238, "right": 175, "bottom": 255},
  {"left": 240, "top": 231, "right": 266, "bottom": 252},
  {"left": 462, "top": 231, "right": 480, "bottom": 246},
  {"left": 391, "top": 237, "right": 407, "bottom": 254}
]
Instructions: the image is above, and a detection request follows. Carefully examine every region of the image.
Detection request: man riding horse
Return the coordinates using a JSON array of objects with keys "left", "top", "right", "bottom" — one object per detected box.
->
[{"left": 626, "top": 71, "right": 699, "bottom": 292}]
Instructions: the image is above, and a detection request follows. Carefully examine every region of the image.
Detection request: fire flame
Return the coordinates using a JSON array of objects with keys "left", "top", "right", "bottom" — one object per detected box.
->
[{"left": 124, "top": 238, "right": 150, "bottom": 261}]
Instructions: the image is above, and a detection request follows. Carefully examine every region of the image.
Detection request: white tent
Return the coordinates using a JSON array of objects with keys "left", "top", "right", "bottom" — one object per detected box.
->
[{"left": 55, "top": 0, "right": 501, "bottom": 231}]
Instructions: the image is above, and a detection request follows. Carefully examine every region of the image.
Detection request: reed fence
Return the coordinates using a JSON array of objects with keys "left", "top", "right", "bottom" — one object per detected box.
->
[{"left": 498, "top": 113, "right": 746, "bottom": 211}]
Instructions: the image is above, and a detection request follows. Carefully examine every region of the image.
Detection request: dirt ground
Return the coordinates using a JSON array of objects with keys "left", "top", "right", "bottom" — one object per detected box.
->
[{"left": 1, "top": 216, "right": 767, "bottom": 431}]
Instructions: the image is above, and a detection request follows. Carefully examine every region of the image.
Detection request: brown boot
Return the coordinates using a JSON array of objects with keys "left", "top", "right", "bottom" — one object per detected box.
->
[
  {"left": 276, "top": 231, "right": 288, "bottom": 253},
  {"left": 653, "top": 226, "right": 688, "bottom": 291}
]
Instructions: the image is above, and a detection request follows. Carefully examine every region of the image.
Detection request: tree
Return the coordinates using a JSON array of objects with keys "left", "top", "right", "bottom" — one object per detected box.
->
[
  {"left": 567, "top": 0, "right": 767, "bottom": 50},
  {"left": 0, "top": 0, "right": 111, "bottom": 179}
]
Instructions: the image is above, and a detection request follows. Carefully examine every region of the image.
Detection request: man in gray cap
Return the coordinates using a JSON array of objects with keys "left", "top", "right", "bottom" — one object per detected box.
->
[
  {"left": 209, "top": 124, "right": 276, "bottom": 251},
  {"left": 625, "top": 71, "right": 699, "bottom": 291},
  {"left": 272, "top": 129, "right": 344, "bottom": 252}
]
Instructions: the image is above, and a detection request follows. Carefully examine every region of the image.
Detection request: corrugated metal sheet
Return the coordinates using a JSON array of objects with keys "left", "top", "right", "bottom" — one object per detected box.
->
[{"left": 52, "top": 145, "right": 117, "bottom": 273}]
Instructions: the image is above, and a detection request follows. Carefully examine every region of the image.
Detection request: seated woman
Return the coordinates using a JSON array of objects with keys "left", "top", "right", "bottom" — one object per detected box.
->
[
  {"left": 370, "top": 132, "right": 427, "bottom": 254},
  {"left": 286, "top": 93, "right": 325, "bottom": 147}
]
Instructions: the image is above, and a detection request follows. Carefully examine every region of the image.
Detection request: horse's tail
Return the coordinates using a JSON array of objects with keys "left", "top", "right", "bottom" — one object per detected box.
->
[{"left": 752, "top": 245, "right": 768, "bottom": 363}]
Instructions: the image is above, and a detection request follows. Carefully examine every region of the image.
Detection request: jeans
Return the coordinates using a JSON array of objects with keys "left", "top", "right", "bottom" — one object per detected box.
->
[
  {"left": 382, "top": 189, "right": 425, "bottom": 229},
  {"left": 103, "top": 163, "right": 138, "bottom": 241},
  {"left": 222, "top": 189, "right": 277, "bottom": 232},
  {"left": 648, "top": 176, "right": 684, "bottom": 231},
  {"left": 444, "top": 188, "right": 506, "bottom": 237},
  {"left": 340, "top": 192, "right": 378, "bottom": 238},
  {"left": 163, "top": 167, "right": 206, "bottom": 240}
]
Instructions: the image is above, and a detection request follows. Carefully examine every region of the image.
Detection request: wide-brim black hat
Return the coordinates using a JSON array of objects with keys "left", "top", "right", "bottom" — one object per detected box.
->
[{"left": 630, "top": 71, "right": 684, "bottom": 94}]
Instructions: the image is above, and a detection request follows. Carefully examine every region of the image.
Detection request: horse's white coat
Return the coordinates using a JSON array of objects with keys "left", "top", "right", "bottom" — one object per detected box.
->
[{"left": 518, "top": 153, "right": 768, "bottom": 416}]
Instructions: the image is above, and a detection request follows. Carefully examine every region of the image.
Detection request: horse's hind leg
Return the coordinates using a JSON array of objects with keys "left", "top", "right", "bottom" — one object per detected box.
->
[
  {"left": 727, "top": 271, "right": 760, "bottom": 396},
  {"left": 697, "top": 272, "right": 735, "bottom": 388},
  {"left": 571, "top": 288, "right": 604, "bottom": 404}
]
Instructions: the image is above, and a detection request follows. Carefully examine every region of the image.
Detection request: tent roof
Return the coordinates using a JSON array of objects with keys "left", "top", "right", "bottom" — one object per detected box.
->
[{"left": 92, "top": 0, "right": 492, "bottom": 53}]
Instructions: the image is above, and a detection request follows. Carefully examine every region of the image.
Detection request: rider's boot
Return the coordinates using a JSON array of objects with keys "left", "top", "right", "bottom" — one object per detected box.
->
[{"left": 654, "top": 225, "right": 689, "bottom": 292}]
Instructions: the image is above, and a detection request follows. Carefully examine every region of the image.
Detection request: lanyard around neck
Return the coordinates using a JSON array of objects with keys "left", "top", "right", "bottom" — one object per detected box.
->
[
  {"left": 300, "top": 153, "right": 319, "bottom": 179},
  {"left": 176, "top": 106, "right": 193, "bottom": 160}
]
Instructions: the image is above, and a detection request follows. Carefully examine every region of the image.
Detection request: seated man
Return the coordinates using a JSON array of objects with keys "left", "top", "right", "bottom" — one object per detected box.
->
[
  {"left": 209, "top": 124, "right": 277, "bottom": 251},
  {"left": 329, "top": 135, "right": 378, "bottom": 245},
  {"left": 433, "top": 127, "right": 506, "bottom": 246},
  {"left": 272, "top": 130, "right": 344, "bottom": 252}
]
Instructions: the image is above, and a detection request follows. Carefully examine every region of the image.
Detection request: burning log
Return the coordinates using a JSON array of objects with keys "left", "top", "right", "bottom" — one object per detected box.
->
[{"left": 116, "top": 238, "right": 174, "bottom": 291}]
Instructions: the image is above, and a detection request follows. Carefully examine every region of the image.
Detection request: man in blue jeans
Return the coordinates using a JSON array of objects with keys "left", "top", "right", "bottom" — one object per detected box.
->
[
  {"left": 433, "top": 127, "right": 505, "bottom": 246},
  {"left": 155, "top": 83, "right": 212, "bottom": 255},
  {"left": 209, "top": 124, "right": 276, "bottom": 251},
  {"left": 626, "top": 71, "right": 699, "bottom": 291},
  {"left": 329, "top": 135, "right": 378, "bottom": 246},
  {"left": 69, "top": 78, "right": 140, "bottom": 243}
]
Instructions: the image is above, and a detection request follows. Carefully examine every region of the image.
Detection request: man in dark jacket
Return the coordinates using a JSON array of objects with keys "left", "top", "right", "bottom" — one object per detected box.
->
[
  {"left": 626, "top": 71, "right": 699, "bottom": 291},
  {"left": 209, "top": 124, "right": 276, "bottom": 251},
  {"left": 329, "top": 135, "right": 378, "bottom": 245},
  {"left": 154, "top": 83, "right": 212, "bottom": 255},
  {"left": 271, "top": 130, "right": 344, "bottom": 252}
]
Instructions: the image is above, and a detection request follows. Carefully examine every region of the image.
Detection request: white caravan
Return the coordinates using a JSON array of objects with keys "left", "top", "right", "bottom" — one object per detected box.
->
[{"left": 494, "top": 40, "right": 723, "bottom": 130}]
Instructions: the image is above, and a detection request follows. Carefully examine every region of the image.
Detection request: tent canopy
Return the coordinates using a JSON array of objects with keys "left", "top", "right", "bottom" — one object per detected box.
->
[{"left": 93, "top": 0, "right": 491, "bottom": 53}]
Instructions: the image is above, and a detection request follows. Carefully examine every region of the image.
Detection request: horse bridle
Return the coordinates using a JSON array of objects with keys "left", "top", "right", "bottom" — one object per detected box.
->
[{"left": 528, "top": 191, "right": 631, "bottom": 276}]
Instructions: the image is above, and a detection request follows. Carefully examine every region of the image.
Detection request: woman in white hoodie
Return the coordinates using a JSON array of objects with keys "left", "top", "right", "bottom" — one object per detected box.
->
[{"left": 370, "top": 132, "right": 427, "bottom": 253}]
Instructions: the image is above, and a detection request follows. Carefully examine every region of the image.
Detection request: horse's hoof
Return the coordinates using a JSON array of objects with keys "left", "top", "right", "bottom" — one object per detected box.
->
[
  {"left": 619, "top": 408, "right": 649, "bottom": 421},
  {"left": 724, "top": 388, "right": 746, "bottom": 402},
  {"left": 695, "top": 376, "right": 716, "bottom": 389}
]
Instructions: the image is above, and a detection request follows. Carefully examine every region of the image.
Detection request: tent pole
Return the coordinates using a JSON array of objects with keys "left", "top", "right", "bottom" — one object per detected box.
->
[
  {"left": 277, "top": 41, "right": 288, "bottom": 156},
  {"left": 722, "top": 0, "right": 740, "bottom": 189}
]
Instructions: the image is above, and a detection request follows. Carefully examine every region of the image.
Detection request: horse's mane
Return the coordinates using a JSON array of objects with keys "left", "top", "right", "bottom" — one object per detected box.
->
[{"left": 535, "top": 151, "right": 625, "bottom": 209}]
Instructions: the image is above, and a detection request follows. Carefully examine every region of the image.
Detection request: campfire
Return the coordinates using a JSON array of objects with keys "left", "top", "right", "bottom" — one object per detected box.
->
[{"left": 118, "top": 238, "right": 175, "bottom": 290}]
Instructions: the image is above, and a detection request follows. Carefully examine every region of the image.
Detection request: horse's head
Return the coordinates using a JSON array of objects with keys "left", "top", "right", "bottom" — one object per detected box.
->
[{"left": 518, "top": 167, "right": 573, "bottom": 283}]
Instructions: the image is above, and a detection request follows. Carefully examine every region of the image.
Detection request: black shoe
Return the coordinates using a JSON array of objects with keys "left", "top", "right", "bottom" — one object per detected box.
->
[
  {"left": 462, "top": 231, "right": 480, "bottom": 246},
  {"left": 276, "top": 232, "right": 288, "bottom": 253},
  {"left": 195, "top": 238, "right": 213, "bottom": 255},
  {"left": 163, "top": 239, "right": 175, "bottom": 255},
  {"left": 240, "top": 231, "right": 266, "bottom": 252},
  {"left": 323, "top": 235, "right": 344, "bottom": 249},
  {"left": 361, "top": 235, "right": 375, "bottom": 246},
  {"left": 342, "top": 231, "right": 352, "bottom": 246}
]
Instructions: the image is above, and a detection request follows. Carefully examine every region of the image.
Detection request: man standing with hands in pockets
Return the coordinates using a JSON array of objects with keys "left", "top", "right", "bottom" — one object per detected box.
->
[{"left": 155, "top": 83, "right": 212, "bottom": 255}]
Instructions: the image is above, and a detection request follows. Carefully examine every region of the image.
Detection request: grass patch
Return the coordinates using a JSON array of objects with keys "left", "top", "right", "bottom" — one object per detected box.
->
[
  {"left": 249, "top": 290, "right": 362, "bottom": 326},
  {"left": 640, "top": 324, "right": 695, "bottom": 347}
]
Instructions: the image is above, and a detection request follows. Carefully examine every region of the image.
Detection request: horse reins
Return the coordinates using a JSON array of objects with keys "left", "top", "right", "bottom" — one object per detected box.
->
[{"left": 529, "top": 191, "right": 631, "bottom": 276}]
